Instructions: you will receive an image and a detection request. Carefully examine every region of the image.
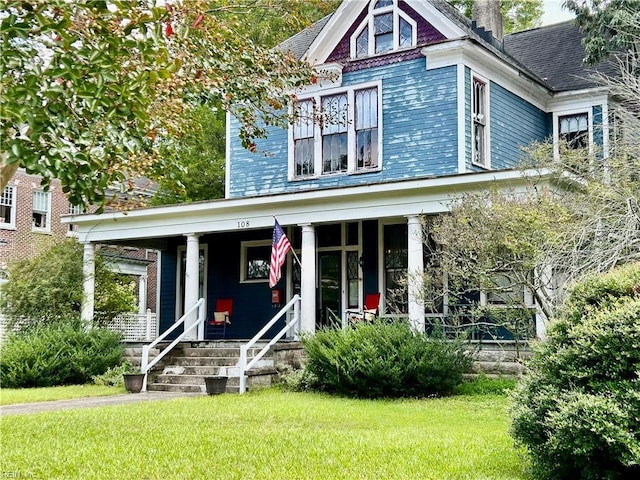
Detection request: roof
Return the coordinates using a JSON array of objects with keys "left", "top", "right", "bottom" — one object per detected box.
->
[
  {"left": 277, "top": 0, "right": 616, "bottom": 95},
  {"left": 503, "top": 21, "right": 617, "bottom": 92}
]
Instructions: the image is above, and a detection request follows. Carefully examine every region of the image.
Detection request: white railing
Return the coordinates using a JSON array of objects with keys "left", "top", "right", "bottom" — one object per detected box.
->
[
  {"left": 140, "top": 298, "right": 206, "bottom": 392},
  {"left": 239, "top": 294, "right": 301, "bottom": 394},
  {"left": 109, "top": 310, "right": 157, "bottom": 341}
]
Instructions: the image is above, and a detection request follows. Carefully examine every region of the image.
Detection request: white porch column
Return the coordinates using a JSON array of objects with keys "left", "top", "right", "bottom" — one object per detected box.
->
[
  {"left": 184, "top": 233, "right": 200, "bottom": 340},
  {"left": 81, "top": 242, "right": 95, "bottom": 324},
  {"left": 407, "top": 215, "right": 425, "bottom": 332},
  {"left": 300, "top": 224, "right": 316, "bottom": 334},
  {"left": 137, "top": 273, "right": 148, "bottom": 315}
]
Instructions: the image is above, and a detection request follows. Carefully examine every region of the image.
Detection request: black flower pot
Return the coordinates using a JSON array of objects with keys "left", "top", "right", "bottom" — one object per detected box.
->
[
  {"left": 123, "top": 373, "right": 145, "bottom": 393},
  {"left": 205, "top": 376, "right": 228, "bottom": 395}
]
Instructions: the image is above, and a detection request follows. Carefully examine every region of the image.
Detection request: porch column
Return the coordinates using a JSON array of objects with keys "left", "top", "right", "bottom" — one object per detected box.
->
[
  {"left": 407, "top": 215, "right": 425, "bottom": 332},
  {"left": 81, "top": 242, "right": 95, "bottom": 324},
  {"left": 300, "top": 224, "right": 316, "bottom": 334},
  {"left": 184, "top": 233, "right": 200, "bottom": 340},
  {"left": 137, "top": 273, "right": 148, "bottom": 315}
]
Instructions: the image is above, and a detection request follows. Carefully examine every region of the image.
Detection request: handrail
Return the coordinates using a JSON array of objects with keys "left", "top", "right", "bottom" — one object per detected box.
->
[
  {"left": 239, "top": 294, "right": 301, "bottom": 394},
  {"left": 140, "top": 298, "right": 206, "bottom": 391}
]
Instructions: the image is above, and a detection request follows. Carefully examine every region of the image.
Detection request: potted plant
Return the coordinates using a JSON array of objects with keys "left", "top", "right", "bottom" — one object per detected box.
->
[
  {"left": 204, "top": 376, "right": 228, "bottom": 395},
  {"left": 123, "top": 364, "right": 146, "bottom": 394}
]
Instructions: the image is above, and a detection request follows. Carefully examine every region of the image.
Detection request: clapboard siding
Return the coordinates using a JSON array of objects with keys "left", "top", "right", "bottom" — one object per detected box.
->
[{"left": 228, "top": 58, "right": 458, "bottom": 198}]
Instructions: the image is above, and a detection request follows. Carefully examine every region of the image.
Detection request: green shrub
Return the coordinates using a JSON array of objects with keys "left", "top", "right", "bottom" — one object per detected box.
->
[
  {"left": 0, "top": 320, "right": 124, "bottom": 388},
  {"left": 301, "top": 320, "right": 472, "bottom": 398},
  {"left": 510, "top": 263, "right": 640, "bottom": 480},
  {"left": 92, "top": 361, "right": 132, "bottom": 387},
  {"left": 452, "top": 375, "right": 517, "bottom": 396}
]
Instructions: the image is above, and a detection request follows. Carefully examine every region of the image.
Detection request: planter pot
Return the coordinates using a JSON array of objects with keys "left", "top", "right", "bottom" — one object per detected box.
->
[
  {"left": 123, "top": 373, "right": 145, "bottom": 394},
  {"left": 205, "top": 376, "right": 228, "bottom": 395}
]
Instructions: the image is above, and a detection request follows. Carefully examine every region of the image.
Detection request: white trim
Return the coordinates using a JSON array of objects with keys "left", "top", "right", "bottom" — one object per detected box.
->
[
  {"left": 31, "top": 189, "right": 51, "bottom": 233},
  {"left": 225, "top": 110, "right": 232, "bottom": 199},
  {"left": 0, "top": 184, "right": 16, "bottom": 229},
  {"left": 67, "top": 169, "right": 550, "bottom": 244},
  {"left": 289, "top": 80, "right": 383, "bottom": 181},
  {"left": 471, "top": 71, "right": 491, "bottom": 169},
  {"left": 240, "top": 239, "right": 271, "bottom": 284},
  {"left": 175, "top": 243, "right": 208, "bottom": 320},
  {"left": 457, "top": 64, "right": 466, "bottom": 174},
  {"left": 552, "top": 107, "right": 593, "bottom": 158}
]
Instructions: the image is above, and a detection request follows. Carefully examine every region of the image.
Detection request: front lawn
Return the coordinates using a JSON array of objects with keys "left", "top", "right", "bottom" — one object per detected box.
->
[
  {"left": 0, "top": 385, "right": 124, "bottom": 406},
  {"left": 0, "top": 389, "right": 529, "bottom": 479}
]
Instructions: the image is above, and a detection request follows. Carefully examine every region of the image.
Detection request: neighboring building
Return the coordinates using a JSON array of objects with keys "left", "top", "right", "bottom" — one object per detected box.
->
[
  {"left": 68, "top": 0, "right": 615, "bottom": 342},
  {"left": 0, "top": 170, "right": 158, "bottom": 330}
]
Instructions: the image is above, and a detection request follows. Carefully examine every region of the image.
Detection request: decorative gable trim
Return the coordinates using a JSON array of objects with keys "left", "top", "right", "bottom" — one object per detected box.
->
[{"left": 304, "top": 0, "right": 465, "bottom": 66}]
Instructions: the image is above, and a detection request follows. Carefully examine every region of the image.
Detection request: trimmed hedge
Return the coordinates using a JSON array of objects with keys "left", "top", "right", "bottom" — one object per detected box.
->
[
  {"left": 0, "top": 320, "right": 124, "bottom": 388},
  {"left": 301, "top": 320, "right": 472, "bottom": 398},
  {"left": 510, "top": 263, "right": 640, "bottom": 480}
]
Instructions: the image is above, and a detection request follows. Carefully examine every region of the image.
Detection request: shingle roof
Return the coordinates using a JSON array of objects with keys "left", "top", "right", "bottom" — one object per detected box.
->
[
  {"left": 278, "top": 1, "right": 616, "bottom": 94},
  {"left": 503, "top": 21, "right": 617, "bottom": 92},
  {"left": 277, "top": 14, "right": 333, "bottom": 60}
]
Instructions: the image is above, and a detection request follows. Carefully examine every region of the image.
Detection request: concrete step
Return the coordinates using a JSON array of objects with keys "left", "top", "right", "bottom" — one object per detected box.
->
[
  {"left": 471, "top": 360, "right": 526, "bottom": 375},
  {"left": 178, "top": 347, "right": 271, "bottom": 358},
  {"left": 147, "top": 383, "right": 205, "bottom": 393}
]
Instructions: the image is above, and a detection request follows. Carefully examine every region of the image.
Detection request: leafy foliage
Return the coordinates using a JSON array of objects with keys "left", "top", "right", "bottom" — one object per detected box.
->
[
  {"left": 92, "top": 361, "right": 132, "bottom": 387},
  {"left": 510, "top": 263, "right": 640, "bottom": 479},
  {"left": 301, "top": 320, "right": 472, "bottom": 398},
  {"left": 0, "top": 0, "right": 316, "bottom": 208},
  {"left": 448, "top": 0, "right": 543, "bottom": 33},
  {"left": 0, "top": 239, "right": 136, "bottom": 327},
  {"left": 0, "top": 320, "right": 124, "bottom": 388}
]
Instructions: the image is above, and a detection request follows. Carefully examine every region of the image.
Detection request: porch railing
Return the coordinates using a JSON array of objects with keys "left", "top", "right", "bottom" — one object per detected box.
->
[
  {"left": 238, "top": 294, "right": 301, "bottom": 394},
  {"left": 109, "top": 310, "right": 158, "bottom": 341},
  {"left": 140, "top": 298, "right": 206, "bottom": 391}
]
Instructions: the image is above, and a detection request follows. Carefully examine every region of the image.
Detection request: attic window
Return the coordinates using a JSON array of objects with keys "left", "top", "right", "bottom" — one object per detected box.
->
[{"left": 351, "top": 0, "right": 416, "bottom": 59}]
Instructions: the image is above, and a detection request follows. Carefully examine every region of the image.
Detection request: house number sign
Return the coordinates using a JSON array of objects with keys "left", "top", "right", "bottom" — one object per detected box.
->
[{"left": 237, "top": 220, "right": 250, "bottom": 228}]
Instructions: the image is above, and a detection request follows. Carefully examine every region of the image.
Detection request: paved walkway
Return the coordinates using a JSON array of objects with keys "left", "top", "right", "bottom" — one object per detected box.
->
[{"left": 0, "top": 391, "right": 204, "bottom": 416}]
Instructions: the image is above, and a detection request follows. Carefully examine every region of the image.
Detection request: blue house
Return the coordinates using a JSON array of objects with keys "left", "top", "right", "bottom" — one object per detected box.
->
[{"left": 71, "top": 0, "right": 612, "bottom": 346}]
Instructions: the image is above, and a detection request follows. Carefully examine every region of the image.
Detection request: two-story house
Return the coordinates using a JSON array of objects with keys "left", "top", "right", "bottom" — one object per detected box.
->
[{"left": 67, "top": 0, "right": 613, "bottom": 344}]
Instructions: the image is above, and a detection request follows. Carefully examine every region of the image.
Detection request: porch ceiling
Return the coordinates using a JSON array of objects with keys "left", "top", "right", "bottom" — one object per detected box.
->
[{"left": 65, "top": 169, "right": 546, "bottom": 244}]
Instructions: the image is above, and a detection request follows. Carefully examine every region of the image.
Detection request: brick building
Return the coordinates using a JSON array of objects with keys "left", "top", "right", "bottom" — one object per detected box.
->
[{"left": 0, "top": 170, "right": 158, "bottom": 317}]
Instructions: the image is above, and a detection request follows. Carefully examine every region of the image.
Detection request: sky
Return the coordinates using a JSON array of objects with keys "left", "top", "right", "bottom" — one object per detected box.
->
[{"left": 541, "top": 0, "right": 575, "bottom": 26}]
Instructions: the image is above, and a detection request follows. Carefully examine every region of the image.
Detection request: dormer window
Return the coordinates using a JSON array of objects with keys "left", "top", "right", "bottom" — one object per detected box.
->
[{"left": 351, "top": 0, "right": 417, "bottom": 59}]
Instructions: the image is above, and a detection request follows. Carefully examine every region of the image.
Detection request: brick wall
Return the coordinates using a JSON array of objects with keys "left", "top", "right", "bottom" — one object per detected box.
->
[{"left": 0, "top": 170, "right": 157, "bottom": 312}]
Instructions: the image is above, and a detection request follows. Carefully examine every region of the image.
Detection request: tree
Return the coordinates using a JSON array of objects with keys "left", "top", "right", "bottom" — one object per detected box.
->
[
  {"left": 448, "top": 0, "right": 544, "bottom": 33},
  {"left": 564, "top": 0, "right": 640, "bottom": 65},
  {"left": 150, "top": 105, "right": 226, "bottom": 205},
  {"left": 0, "top": 239, "right": 136, "bottom": 327},
  {"left": 0, "top": 0, "right": 315, "bottom": 209}
]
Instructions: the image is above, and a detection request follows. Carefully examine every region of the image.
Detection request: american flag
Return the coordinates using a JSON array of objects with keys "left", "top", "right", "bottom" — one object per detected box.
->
[{"left": 269, "top": 219, "right": 292, "bottom": 288}]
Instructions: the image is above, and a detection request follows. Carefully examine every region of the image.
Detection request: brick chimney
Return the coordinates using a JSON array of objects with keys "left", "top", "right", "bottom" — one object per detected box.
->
[{"left": 472, "top": 0, "right": 504, "bottom": 42}]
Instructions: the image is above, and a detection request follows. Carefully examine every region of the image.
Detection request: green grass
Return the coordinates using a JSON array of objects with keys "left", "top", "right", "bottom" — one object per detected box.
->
[
  {"left": 0, "top": 384, "right": 125, "bottom": 405},
  {"left": 1, "top": 389, "right": 530, "bottom": 479}
]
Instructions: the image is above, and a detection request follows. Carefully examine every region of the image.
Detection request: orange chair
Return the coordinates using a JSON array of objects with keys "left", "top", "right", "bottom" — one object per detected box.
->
[
  {"left": 345, "top": 293, "right": 381, "bottom": 324},
  {"left": 207, "top": 298, "right": 233, "bottom": 339}
]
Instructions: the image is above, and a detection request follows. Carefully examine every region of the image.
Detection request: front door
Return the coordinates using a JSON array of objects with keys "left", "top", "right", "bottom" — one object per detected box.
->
[{"left": 318, "top": 252, "right": 342, "bottom": 329}]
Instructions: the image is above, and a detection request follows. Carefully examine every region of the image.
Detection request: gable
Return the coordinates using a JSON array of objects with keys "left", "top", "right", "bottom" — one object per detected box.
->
[
  {"left": 325, "top": 1, "right": 447, "bottom": 73},
  {"left": 303, "top": 0, "right": 466, "bottom": 66}
]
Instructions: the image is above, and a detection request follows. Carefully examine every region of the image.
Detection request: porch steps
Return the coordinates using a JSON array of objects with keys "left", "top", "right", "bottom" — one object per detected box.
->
[
  {"left": 466, "top": 343, "right": 532, "bottom": 378},
  {"left": 144, "top": 342, "right": 278, "bottom": 394}
]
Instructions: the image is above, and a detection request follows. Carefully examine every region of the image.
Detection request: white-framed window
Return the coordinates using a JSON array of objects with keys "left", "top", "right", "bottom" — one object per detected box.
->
[
  {"left": 472, "top": 75, "right": 489, "bottom": 168},
  {"left": 351, "top": 0, "right": 417, "bottom": 59},
  {"left": 32, "top": 190, "right": 51, "bottom": 232},
  {"left": 0, "top": 185, "right": 16, "bottom": 228},
  {"left": 290, "top": 82, "right": 382, "bottom": 180},
  {"left": 67, "top": 203, "right": 83, "bottom": 236},
  {"left": 240, "top": 240, "right": 271, "bottom": 283},
  {"left": 559, "top": 112, "right": 589, "bottom": 150}
]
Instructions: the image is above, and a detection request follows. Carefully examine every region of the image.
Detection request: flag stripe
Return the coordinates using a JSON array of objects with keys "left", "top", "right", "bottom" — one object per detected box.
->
[{"left": 269, "top": 219, "right": 292, "bottom": 288}]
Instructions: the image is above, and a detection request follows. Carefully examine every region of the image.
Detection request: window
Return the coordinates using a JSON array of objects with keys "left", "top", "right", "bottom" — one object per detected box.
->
[
  {"left": 294, "top": 99, "right": 315, "bottom": 177},
  {"left": 290, "top": 84, "right": 381, "bottom": 180},
  {"left": 321, "top": 93, "right": 348, "bottom": 174},
  {"left": 559, "top": 113, "right": 588, "bottom": 150},
  {"left": 351, "top": 0, "right": 416, "bottom": 59},
  {"left": 384, "top": 223, "right": 408, "bottom": 314},
  {"left": 32, "top": 190, "right": 50, "bottom": 231},
  {"left": 472, "top": 76, "right": 488, "bottom": 167},
  {"left": 67, "top": 203, "right": 83, "bottom": 234},
  {"left": 1, "top": 185, "right": 15, "bottom": 228},
  {"left": 241, "top": 241, "right": 271, "bottom": 283}
]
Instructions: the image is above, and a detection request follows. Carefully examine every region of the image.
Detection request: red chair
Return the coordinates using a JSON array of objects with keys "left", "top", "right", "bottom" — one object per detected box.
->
[
  {"left": 345, "top": 293, "right": 381, "bottom": 324},
  {"left": 207, "top": 298, "right": 233, "bottom": 339}
]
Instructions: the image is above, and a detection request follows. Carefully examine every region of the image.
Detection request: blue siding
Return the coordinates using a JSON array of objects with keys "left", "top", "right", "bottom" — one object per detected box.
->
[
  {"left": 228, "top": 58, "right": 458, "bottom": 198},
  {"left": 159, "top": 248, "right": 178, "bottom": 338},
  {"left": 464, "top": 67, "right": 471, "bottom": 169},
  {"left": 489, "top": 82, "right": 550, "bottom": 169}
]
